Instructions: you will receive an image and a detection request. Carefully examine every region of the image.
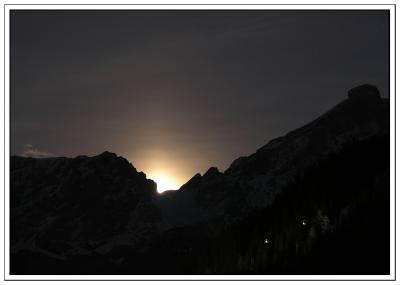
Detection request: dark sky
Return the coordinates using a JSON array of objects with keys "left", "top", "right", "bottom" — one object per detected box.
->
[{"left": 10, "top": 10, "right": 389, "bottom": 189}]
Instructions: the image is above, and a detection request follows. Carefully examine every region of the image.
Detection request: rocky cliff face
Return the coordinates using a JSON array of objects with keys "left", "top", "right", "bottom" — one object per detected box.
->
[{"left": 11, "top": 151, "right": 161, "bottom": 259}]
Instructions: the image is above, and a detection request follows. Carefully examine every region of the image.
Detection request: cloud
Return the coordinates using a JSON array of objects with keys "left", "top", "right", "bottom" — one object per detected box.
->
[{"left": 20, "top": 144, "right": 53, "bottom": 158}]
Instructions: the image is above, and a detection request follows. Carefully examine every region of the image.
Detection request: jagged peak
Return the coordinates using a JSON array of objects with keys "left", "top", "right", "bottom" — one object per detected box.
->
[
  {"left": 180, "top": 173, "right": 202, "bottom": 190},
  {"left": 188, "top": 173, "right": 202, "bottom": 182},
  {"left": 203, "top": 167, "right": 221, "bottom": 180}
]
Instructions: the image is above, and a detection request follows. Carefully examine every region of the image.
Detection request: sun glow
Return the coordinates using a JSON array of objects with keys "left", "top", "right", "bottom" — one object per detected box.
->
[{"left": 149, "top": 172, "right": 180, "bottom": 193}]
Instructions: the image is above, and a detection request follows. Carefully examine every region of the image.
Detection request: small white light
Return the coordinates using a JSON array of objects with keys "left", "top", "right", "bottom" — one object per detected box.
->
[
  {"left": 302, "top": 219, "right": 307, "bottom": 226},
  {"left": 264, "top": 238, "right": 269, "bottom": 244}
]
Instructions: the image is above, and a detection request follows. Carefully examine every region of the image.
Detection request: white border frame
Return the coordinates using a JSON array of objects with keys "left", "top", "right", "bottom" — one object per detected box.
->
[{"left": 2, "top": 3, "right": 396, "bottom": 281}]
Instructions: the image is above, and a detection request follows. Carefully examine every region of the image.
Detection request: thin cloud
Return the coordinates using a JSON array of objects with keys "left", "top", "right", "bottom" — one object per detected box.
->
[{"left": 21, "top": 144, "right": 53, "bottom": 158}]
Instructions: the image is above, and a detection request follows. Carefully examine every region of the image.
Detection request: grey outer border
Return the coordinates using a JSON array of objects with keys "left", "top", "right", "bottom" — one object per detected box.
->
[{"left": 3, "top": 4, "right": 396, "bottom": 281}]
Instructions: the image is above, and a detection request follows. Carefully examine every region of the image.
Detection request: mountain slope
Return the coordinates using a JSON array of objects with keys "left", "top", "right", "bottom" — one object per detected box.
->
[
  {"left": 11, "top": 151, "right": 161, "bottom": 261},
  {"left": 145, "top": 135, "right": 389, "bottom": 274},
  {"left": 154, "top": 84, "right": 389, "bottom": 228}
]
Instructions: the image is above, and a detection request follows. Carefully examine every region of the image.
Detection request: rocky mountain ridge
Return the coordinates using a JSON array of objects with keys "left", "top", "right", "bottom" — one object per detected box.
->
[
  {"left": 11, "top": 151, "right": 162, "bottom": 259},
  {"left": 10, "top": 84, "right": 390, "bottom": 274},
  {"left": 154, "top": 84, "right": 389, "bottom": 227}
]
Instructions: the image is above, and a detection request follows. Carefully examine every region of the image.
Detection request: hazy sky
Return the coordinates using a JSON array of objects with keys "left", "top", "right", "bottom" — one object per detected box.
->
[{"left": 10, "top": 10, "right": 389, "bottom": 190}]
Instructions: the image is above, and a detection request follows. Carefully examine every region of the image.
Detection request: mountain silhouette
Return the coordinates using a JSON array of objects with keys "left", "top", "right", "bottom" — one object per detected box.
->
[
  {"left": 10, "top": 84, "right": 390, "bottom": 274},
  {"left": 154, "top": 84, "right": 389, "bottom": 228},
  {"left": 11, "top": 152, "right": 161, "bottom": 261}
]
